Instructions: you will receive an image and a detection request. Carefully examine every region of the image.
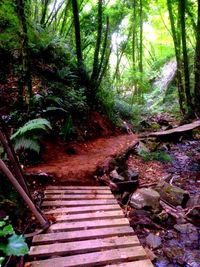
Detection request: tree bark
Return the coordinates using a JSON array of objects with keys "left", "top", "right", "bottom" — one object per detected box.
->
[
  {"left": 139, "top": 0, "right": 143, "bottom": 73},
  {"left": 167, "top": 0, "right": 186, "bottom": 114},
  {"left": 179, "top": 0, "right": 193, "bottom": 112},
  {"left": 17, "top": 0, "right": 32, "bottom": 104},
  {"left": 71, "top": 0, "right": 83, "bottom": 68},
  {"left": 194, "top": 0, "right": 200, "bottom": 116},
  {"left": 91, "top": 0, "right": 103, "bottom": 85}
]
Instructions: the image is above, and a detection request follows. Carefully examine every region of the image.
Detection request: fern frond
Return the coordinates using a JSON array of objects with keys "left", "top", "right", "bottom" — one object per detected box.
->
[
  {"left": 11, "top": 119, "right": 52, "bottom": 140},
  {"left": 14, "top": 137, "right": 40, "bottom": 154}
]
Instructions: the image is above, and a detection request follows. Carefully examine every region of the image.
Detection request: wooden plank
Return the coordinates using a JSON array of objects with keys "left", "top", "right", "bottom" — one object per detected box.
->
[
  {"left": 46, "top": 186, "right": 109, "bottom": 190},
  {"left": 32, "top": 226, "right": 135, "bottom": 245},
  {"left": 45, "top": 189, "right": 111, "bottom": 194},
  {"left": 44, "top": 194, "right": 114, "bottom": 200},
  {"left": 54, "top": 210, "right": 124, "bottom": 222},
  {"left": 26, "top": 246, "right": 147, "bottom": 267},
  {"left": 44, "top": 205, "right": 121, "bottom": 215},
  {"left": 42, "top": 199, "right": 117, "bottom": 207},
  {"left": 29, "top": 236, "right": 140, "bottom": 258},
  {"left": 146, "top": 120, "right": 200, "bottom": 138},
  {"left": 48, "top": 218, "right": 130, "bottom": 232},
  {"left": 105, "top": 259, "right": 154, "bottom": 267}
]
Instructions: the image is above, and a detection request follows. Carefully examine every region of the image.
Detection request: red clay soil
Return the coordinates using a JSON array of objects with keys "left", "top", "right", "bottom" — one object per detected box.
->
[{"left": 25, "top": 134, "right": 138, "bottom": 185}]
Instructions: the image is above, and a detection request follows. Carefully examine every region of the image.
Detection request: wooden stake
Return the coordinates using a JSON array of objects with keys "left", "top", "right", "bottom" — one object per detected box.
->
[{"left": 0, "top": 159, "right": 49, "bottom": 228}]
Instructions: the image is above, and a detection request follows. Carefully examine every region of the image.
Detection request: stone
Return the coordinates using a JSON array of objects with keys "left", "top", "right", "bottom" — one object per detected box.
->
[
  {"left": 186, "top": 206, "right": 200, "bottom": 225},
  {"left": 120, "top": 169, "right": 139, "bottom": 181},
  {"left": 116, "top": 181, "right": 138, "bottom": 192},
  {"left": 146, "top": 233, "right": 162, "bottom": 249},
  {"left": 174, "top": 223, "right": 199, "bottom": 247},
  {"left": 186, "top": 195, "right": 200, "bottom": 207},
  {"left": 135, "top": 141, "right": 150, "bottom": 155},
  {"left": 163, "top": 246, "right": 185, "bottom": 265},
  {"left": 130, "top": 188, "right": 160, "bottom": 210},
  {"left": 109, "top": 169, "right": 125, "bottom": 183},
  {"left": 155, "top": 181, "right": 189, "bottom": 207}
]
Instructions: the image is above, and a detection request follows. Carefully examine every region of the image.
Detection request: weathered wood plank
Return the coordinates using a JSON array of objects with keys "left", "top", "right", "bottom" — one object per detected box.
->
[
  {"left": 53, "top": 210, "right": 124, "bottom": 222},
  {"left": 145, "top": 120, "right": 200, "bottom": 138},
  {"left": 32, "top": 226, "right": 135, "bottom": 245},
  {"left": 42, "top": 199, "right": 117, "bottom": 207},
  {"left": 29, "top": 236, "right": 140, "bottom": 258},
  {"left": 48, "top": 218, "right": 130, "bottom": 232},
  {"left": 44, "top": 205, "right": 121, "bottom": 215},
  {"left": 46, "top": 186, "right": 109, "bottom": 190},
  {"left": 44, "top": 194, "right": 114, "bottom": 200},
  {"left": 26, "top": 246, "right": 147, "bottom": 267},
  {"left": 45, "top": 189, "right": 111, "bottom": 195},
  {"left": 105, "top": 259, "right": 154, "bottom": 267}
]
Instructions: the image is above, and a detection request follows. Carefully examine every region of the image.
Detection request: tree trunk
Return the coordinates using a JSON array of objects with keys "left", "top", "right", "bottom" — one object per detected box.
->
[
  {"left": 167, "top": 0, "right": 186, "bottom": 114},
  {"left": 40, "top": 0, "right": 49, "bottom": 26},
  {"left": 91, "top": 0, "right": 103, "bottom": 86},
  {"left": 17, "top": 0, "right": 32, "bottom": 105},
  {"left": 139, "top": 0, "right": 143, "bottom": 73},
  {"left": 71, "top": 0, "right": 83, "bottom": 68},
  {"left": 194, "top": 0, "right": 200, "bottom": 116},
  {"left": 179, "top": 0, "right": 193, "bottom": 113}
]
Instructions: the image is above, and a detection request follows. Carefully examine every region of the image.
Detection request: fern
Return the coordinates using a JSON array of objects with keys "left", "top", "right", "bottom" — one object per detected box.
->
[
  {"left": 14, "top": 137, "right": 40, "bottom": 154},
  {"left": 11, "top": 119, "right": 52, "bottom": 140},
  {"left": 11, "top": 118, "right": 52, "bottom": 154}
]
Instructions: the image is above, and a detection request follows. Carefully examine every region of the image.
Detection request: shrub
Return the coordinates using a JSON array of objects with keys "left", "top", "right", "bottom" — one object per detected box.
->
[
  {"left": 0, "top": 216, "right": 28, "bottom": 266},
  {"left": 139, "top": 149, "right": 172, "bottom": 163}
]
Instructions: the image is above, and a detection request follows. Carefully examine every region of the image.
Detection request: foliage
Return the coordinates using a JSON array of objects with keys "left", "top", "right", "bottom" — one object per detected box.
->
[
  {"left": 0, "top": 217, "right": 28, "bottom": 266},
  {"left": 139, "top": 149, "right": 172, "bottom": 163},
  {"left": 11, "top": 118, "right": 52, "bottom": 154}
]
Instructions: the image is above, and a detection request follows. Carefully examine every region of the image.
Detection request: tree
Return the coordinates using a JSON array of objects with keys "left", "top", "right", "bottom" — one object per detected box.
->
[
  {"left": 194, "top": 0, "right": 200, "bottom": 116},
  {"left": 16, "top": 0, "right": 32, "bottom": 105}
]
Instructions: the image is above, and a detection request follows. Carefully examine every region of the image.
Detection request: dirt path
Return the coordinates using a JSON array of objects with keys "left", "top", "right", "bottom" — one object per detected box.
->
[{"left": 26, "top": 134, "right": 138, "bottom": 185}]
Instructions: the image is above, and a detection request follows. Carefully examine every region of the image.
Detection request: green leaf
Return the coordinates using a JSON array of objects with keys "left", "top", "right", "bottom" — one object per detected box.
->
[
  {"left": 0, "top": 224, "right": 14, "bottom": 237},
  {"left": 0, "top": 257, "right": 5, "bottom": 267},
  {"left": 0, "top": 234, "right": 28, "bottom": 256}
]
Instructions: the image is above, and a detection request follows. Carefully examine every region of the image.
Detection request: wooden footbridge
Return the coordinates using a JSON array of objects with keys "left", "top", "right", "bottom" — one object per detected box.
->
[{"left": 25, "top": 186, "right": 154, "bottom": 267}]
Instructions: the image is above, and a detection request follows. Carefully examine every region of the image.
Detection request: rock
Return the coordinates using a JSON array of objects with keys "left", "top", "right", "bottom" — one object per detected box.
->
[
  {"left": 186, "top": 195, "right": 200, "bottom": 207},
  {"left": 163, "top": 246, "right": 185, "bottom": 265},
  {"left": 183, "top": 250, "right": 200, "bottom": 267},
  {"left": 135, "top": 141, "right": 150, "bottom": 155},
  {"left": 174, "top": 223, "right": 197, "bottom": 234},
  {"left": 116, "top": 181, "right": 138, "bottom": 192},
  {"left": 130, "top": 188, "right": 160, "bottom": 210},
  {"left": 109, "top": 169, "right": 125, "bottom": 183},
  {"left": 155, "top": 181, "right": 189, "bottom": 207},
  {"left": 120, "top": 169, "right": 139, "bottom": 181},
  {"left": 144, "top": 247, "right": 157, "bottom": 261},
  {"left": 174, "top": 223, "right": 199, "bottom": 247},
  {"left": 146, "top": 233, "right": 162, "bottom": 249},
  {"left": 186, "top": 206, "right": 200, "bottom": 225},
  {"left": 129, "top": 210, "right": 159, "bottom": 229}
]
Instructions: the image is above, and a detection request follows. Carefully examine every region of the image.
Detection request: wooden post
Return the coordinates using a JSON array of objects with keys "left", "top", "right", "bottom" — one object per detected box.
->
[
  {"left": 0, "top": 117, "right": 30, "bottom": 197},
  {"left": 0, "top": 159, "right": 49, "bottom": 228}
]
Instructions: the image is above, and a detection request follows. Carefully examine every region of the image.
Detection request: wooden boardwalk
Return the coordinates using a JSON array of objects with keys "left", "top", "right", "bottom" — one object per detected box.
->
[{"left": 25, "top": 186, "right": 154, "bottom": 267}]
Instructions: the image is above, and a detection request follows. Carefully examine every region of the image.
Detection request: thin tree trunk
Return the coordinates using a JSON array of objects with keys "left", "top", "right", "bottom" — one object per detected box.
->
[
  {"left": 40, "top": 0, "right": 49, "bottom": 26},
  {"left": 194, "top": 0, "right": 200, "bottom": 116},
  {"left": 71, "top": 0, "right": 83, "bottom": 67},
  {"left": 17, "top": 0, "right": 32, "bottom": 104},
  {"left": 139, "top": 0, "right": 143, "bottom": 73},
  {"left": 91, "top": 0, "right": 103, "bottom": 85},
  {"left": 132, "top": 0, "right": 137, "bottom": 72},
  {"left": 179, "top": 0, "right": 193, "bottom": 112},
  {"left": 97, "top": 16, "right": 109, "bottom": 82},
  {"left": 60, "top": 0, "right": 70, "bottom": 36},
  {"left": 167, "top": 0, "right": 185, "bottom": 114}
]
